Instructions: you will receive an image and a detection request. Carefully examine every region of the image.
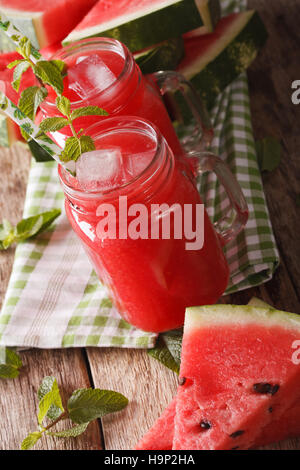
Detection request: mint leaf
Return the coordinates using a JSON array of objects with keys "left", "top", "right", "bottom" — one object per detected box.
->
[
  {"left": 17, "top": 209, "right": 61, "bottom": 240},
  {"left": 15, "top": 215, "right": 43, "bottom": 241},
  {"left": 148, "top": 336, "right": 180, "bottom": 375},
  {"left": 38, "top": 376, "right": 64, "bottom": 421},
  {"left": 39, "top": 117, "right": 69, "bottom": 133},
  {"left": 18, "top": 86, "right": 48, "bottom": 120},
  {"left": 49, "top": 59, "right": 66, "bottom": 75},
  {"left": 79, "top": 135, "right": 95, "bottom": 153},
  {"left": 0, "top": 347, "right": 23, "bottom": 379},
  {"left": 162, "top": 330, "right": 182, "bottom": 366},
  {"left": 0, "top": 219, "right": 16, "bottom": 250},
  {"left": 59, "top": 136, "right": 81, "bottom": 162},
  {"left": 56, "top": 95, "right": 71, "bottom": 117},
  {"left": 255, "top": 136, "right": 281, "bottom": 172},
  {"left": 34, "top": 61, "right": 64, "bottom": 95},
  {"left": 0, "top": 209, "right": 61, "bottom": 250},
  {"left": 71, "top": 106, "right": 108, "bottom": 121},
  {"left": 12, "top": 60, "right": 30, "bottom": 92},
  {"left": 38, "top": 377, "right": 64, "bottom": 425},
  {"left": 21, "top": 432, "right": 42, "bottom": 450},
  {"left": 46, "top": 422, "right": 89, "bottom": 438},
  {"left": 68, "top": 388, "right": 128, "bottom": 424}
]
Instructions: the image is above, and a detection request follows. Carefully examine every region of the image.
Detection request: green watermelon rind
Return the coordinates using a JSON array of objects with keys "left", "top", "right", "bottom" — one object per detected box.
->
[
  {"left": 180, "top": 10, "right": 268, "bottom": 109},
  {"left": 63, "top": 0, "right": 219, "bottom": 52},
  {"left": 134, "top": 37, "right": 185, "bottom": 75},
  {"left": 0, "top": 7, "right": 51, "bottom": 49},
  {"left": 185, "top": 304, "right": 300, "bottom": 333}
]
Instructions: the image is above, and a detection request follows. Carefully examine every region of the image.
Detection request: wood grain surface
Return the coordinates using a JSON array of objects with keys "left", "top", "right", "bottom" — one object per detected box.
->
[{"left": 0, "top": 0, "right": 299, "bottom": 451}]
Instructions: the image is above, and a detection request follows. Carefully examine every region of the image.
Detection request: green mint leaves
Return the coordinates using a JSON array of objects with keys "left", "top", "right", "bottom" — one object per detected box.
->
[
  {"left": 255, "top": 136, "right": 281, "bottom": 172},
  {"left": 0, "top": 209, "right": 61, "bottom": 250},
  {"left": 18, "top": 86, "right": 48, "bottom": 121},
  {"left": 7, "top": 36, "right": 108, "bottom": 165},
  {"left": 0, "top": 347, "right": 23, "bottom": 379},
  {"left": 67, "top": 388, "right": 129, "bottom": 424},
  {"left": 39, "top": 95, "right": 107, "bottom": 163},
  {"left": 148, "top": 330, "right": 182, "bottom": 375},
  {"left": 21, "top": 376, "right": 128, "bottom": 450}
]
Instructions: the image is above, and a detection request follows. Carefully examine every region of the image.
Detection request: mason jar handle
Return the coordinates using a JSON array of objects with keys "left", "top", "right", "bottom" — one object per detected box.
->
[
  {"left": 188, "top": 150, "right": 249, "bottom": 245},
  {"left": 151, "top": 70, "right": 214, "bottom": 152}
]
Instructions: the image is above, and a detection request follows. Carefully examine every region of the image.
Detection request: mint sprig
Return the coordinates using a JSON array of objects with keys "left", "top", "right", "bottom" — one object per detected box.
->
[
  {"left": 148, "top": 330, "right": 182, "bottom": 375},
  {"left": 7, "top": 37, "right": 108, "bottom": 165},
  {"left": 0, "top": 209, "right": 61, "bottom": 250},
  {"left": 21, "top": 376, "right": 128, "bottom": 450},
  {"left": 0, "top": 347, "right": 23, "bottom": 379}
]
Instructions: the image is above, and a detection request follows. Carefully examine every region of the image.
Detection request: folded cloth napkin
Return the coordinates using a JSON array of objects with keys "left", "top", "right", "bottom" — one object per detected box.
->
[{"left": 0, "top": 0, "right": 279, "bottom": 349}]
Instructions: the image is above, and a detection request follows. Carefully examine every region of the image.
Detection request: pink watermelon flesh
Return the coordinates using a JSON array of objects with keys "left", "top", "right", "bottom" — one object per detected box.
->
[
  {"left": 135, "top": 397, "right": 176, "bottom": 450},
  {"left": 253, "top": 399, "right": 300, "bottom": 448},
  {"left": 173, "top": 305, "right": 300, "bottom": 450},
  {"left": 135, "top": 398, "right": 300, "bottom": 450},
  {"left": 0, "top": 0, "right": 98, "bottom": 48},
  {"left": 136, "top": 306, "right": 300, "bottom": 450}
]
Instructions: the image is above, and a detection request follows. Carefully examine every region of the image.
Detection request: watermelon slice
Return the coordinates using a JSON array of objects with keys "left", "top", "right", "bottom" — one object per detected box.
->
[
  {"left": 62, "top": 0, "right": 221, "bottom": 52},
  {"left": 173, "top": 305, "right": 300, "bottom": 450},
  {"left": 135, "top": 301, "right": 300, "bottom": 450},
  {"left": 135, "top": 398, "right": 176, "bottom": 450},
  {"left": 0, "top": 0, "right": 98, "bottom": 49},
  {"left": 177, "top": 10, "right": 268, "bottom": 109}
]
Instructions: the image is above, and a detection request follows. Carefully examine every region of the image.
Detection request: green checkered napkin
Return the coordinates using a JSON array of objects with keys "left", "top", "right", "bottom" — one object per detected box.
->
[{"left": 0, "top": 0, "right": 279, "bottom": 349}]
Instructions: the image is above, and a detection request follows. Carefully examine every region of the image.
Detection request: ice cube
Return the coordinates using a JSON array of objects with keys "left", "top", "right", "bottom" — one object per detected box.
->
[
  {"left": 125, "top": 150, "right": 155, "bottom": 178},
  {"left": 76, "top": 148, "right": 123, "bottom": 191},
  {"left": 68, "top": 55, "right": 116, "bottom": 99}
]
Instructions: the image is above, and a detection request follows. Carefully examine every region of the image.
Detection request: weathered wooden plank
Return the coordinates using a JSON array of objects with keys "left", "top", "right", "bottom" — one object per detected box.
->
[
  {"left": 0, "top": 348, "right": 102, "bottom": 450},
  {"left": 0, "top": 145, "right": 102, "bottom": 450},
  {"left": 86, "top": 347, "right": 178, "bottom": 450},
  {"left": 247, "top": 0, "right": 300, "bottom": 300}
]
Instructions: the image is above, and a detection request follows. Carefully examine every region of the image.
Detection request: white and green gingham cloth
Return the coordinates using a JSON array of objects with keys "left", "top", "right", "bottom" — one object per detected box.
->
[{"left": 0, "top": 0, "right": 279, "bottom": 349}]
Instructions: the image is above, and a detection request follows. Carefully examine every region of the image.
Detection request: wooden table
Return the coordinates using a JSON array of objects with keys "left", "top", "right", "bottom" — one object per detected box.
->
[{"left": 0, "top": 0, "right": 299, "bottom": 450}]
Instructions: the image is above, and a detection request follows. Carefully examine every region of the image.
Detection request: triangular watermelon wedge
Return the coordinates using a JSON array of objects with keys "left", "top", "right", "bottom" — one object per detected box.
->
[
  {"left": 0, "top": 0, "right": 98, "bottom": 49},
  {"left": 62, "top": 0, "right": 221, "bottom": 51},
  {"left": 135, "top": 397, "right": 176, "bottom": 450},
  {"left": 173, "top": 304, "right": 300, "bottom": 450},
  {"left": 135, "top": 300, "right": 300, "bottom": 450},
  {"left": 177, "top": 10, "right": 268, "bottom": 109}
]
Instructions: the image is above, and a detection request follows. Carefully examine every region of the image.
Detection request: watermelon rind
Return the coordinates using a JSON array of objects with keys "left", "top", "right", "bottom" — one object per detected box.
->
[
  {"left": 0, "top": 8, "right": 43, "bottom": 49},
  {"left": 178, "top": 10, "right": 268, "bottom": 109},
  {"left": 185, "top": 304, "right": 300, "bottom": 333},
  {"left": 134, "top": 38, "right": 185, "bottom": 75},
  {"left": 63, "top": 0, "right": 220, "bottom": 52}
]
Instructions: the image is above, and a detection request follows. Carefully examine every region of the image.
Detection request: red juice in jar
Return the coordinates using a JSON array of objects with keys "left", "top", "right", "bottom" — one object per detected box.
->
[
  {"left": 42, "top": 38, "right": 184, "bottom": 158},
  {"left": 59, "top": 117, "right": 232, "bottom": 332}
]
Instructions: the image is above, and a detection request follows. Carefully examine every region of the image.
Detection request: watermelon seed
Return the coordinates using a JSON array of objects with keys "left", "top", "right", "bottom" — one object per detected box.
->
[
  {"left": 253, "top": 383, "right": 280, "bottom": 395},
  {"left": 231, "top": 446, "right": 240, "bottom": 450},
  {"left": 200, "top": 420, "right": 212, "bottom": 430},
  {"left": 178, "top": 377, "right": 186, "bottom": 386},
  {"left": 268, "top": 407, "right": 273, "bottom": 413},
  {"left": 229, "top": 430, "right": 245, "bottom": 439}
]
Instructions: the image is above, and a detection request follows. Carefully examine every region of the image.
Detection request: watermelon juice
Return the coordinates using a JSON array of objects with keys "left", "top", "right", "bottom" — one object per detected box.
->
[
  {"left": 41, "top": 38, "right": 187, "bottom": 158},
  {"left": 59, "top": 117, "right": 230, "bottom": 332}
]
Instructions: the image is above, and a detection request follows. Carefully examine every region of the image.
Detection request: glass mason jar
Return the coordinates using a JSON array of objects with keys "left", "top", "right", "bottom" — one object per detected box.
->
[
  {"left": 40, "top": 37, "right": 213, "bottom": 161},
  {"left": 59, "top": 116, "right": 248, "bottom": 333}
]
